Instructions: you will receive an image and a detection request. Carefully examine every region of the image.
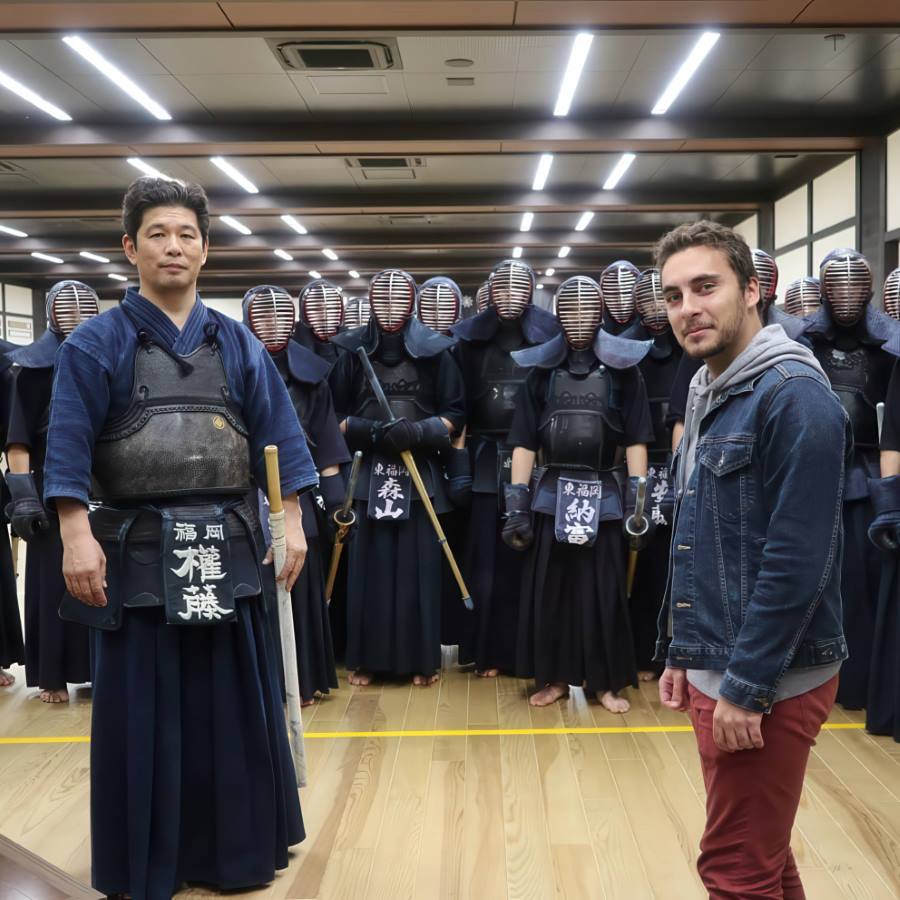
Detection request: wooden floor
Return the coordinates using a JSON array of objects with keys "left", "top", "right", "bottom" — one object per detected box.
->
[{"left": 1, "top": 646, "right": 899, "bottom": 899}]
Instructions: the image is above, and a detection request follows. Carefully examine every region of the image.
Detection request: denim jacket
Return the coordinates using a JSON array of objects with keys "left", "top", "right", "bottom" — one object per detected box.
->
[{"left": 655, "top": 360, "right": 850, "bottom": 713}]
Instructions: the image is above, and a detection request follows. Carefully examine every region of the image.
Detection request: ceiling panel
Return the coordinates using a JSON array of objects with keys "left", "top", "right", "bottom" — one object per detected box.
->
[
  {"left": 13, "top": 37, "right": 169, "bottom": 77},
  {"left": 404, "top": 72, "right": 515, "bottom": 113},
  {"left": 631, "top": 32, "right": 772, "bottom": 74},
  {"left": 252, "top": 156, "right": 358, "bottom": 189},
  {"left": 288, "top": 71, "right": 411, "bottom": 115},
  {"left": 512, "top": 69, "right": 629, "bottom": 115},
  {"left": 514, "top": 33, "right": 646, "bottom": 73},
  {"left": 395, "top": 35, "right": 521, "bottom": 73},
  {"left": 613, "top": 67, "right": 742, "bottom": 114},
  {"left": 794, "top": 0, "right": 900, "bottom": 25},
  {"left": 747, "top": 33, "right": 897, "bottom": 70},
  {"left": 0, "top": 3, "right": 231, "bottom": 30},
  {"left": 138, "top": 37, "right": 286, "bottom": 75},
  {"left": 816, "top": 66, "right": 900, "bottom": 111},
  {"left": 712, "top": 68, "right": 855, "bottom": 112},
  {"left": 175, "top": 74, "right": 310, "bottom": 117}
]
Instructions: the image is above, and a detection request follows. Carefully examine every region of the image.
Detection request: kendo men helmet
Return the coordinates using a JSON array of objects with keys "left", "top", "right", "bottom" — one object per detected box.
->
[
  {"left": 819, "top": 248, "right": 873, "bottom": 326},
  {"left": 300, "top": 279, "right": 344, "bottom": 341},
  {"left": 599, "top": 261, "right": 640, "bottom": 325},
  {"left": 343, "top": 295, "right": 371, "bottom": 329},
  {"left": 242, "top": 284, "right": 296, "bottom": 353},
  {"left": 46, "top": 280, "right": 100, "bottom": 336},
  {"left": 783, "top": 277, "right": 822, "bottom": 319},
  {"left": 369, "top": 269, "right": 417, "bottom": 333},
  {"left": 751, "top": 249, "right": 779, "bottom": 314},
  {"left": 475, "top": 281, "right": 490, "bottom": 314},
  {"left": 417, "top": 276, "right": 462, "bottom": 333},
  {"left": 883, "top": 268, "right": 900, "bottom": 322},
  {"left": 632, "top": 268, "right": 668, "bottom": 334},
  {"left": 488, "top": 259, "right": 535, "bottom": 320},
  {"left": 555, "top": 276, "right": 603, "bottom": 349}
]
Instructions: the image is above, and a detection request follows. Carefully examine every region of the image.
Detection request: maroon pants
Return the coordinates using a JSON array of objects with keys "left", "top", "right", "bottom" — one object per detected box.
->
[{"left": 688, "top": 675, "right": 838, "bottom": 899}]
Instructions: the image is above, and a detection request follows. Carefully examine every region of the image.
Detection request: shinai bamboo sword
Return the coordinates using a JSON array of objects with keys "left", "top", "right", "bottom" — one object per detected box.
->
[
  {"left": 625, "top": 475, "right": 649, "bottom": 599},
  {"left": 325, "top": 449, "right": 363, "bottom": 603}
]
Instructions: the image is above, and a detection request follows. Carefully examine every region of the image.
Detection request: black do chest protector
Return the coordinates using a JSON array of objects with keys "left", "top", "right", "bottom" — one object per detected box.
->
[
  {"left": 537, "top": 365, "right": 624, "bottom": 470},
  {"left": 468, "top": 341, "right": 527, "bottom": 440},
  {"left": 355, "top": 356, "right": 437, "bottom": 422},
  {"left": 92, "top": 339, "right": 252, "bottom": 501}
]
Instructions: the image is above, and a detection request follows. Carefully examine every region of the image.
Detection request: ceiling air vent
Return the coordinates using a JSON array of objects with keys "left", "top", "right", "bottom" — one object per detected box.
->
[
  {"left": 270, "top": 40, "right": 399, "bottom": 71},
  {"left": 345, "top": 157, "right": 425, "bottom": 181}
]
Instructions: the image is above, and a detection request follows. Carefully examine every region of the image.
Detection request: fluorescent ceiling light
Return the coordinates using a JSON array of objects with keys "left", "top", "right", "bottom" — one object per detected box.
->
[
  {"left": 127, "top": 157, "right": 175, "bottom": 181},
  {"left": 273, "top": 249, "right": 293, "bottom": 261},
  {"left": 210, "top": 156, "right": 258, "bottom": 194},
  {"left": 63, "top": 35, "right": 171, "bottom": 120},
  {"left": 537, "top": 283, "right": 545, "bottom": 290},
  {"left": 281, "top": 214, "right": 308, "bottom": 235},
  {"left": 545, "top": 267, "right": 555, "bottom": 276},
  {"left": 553, "top": 33, "right": 593, "bottom": 117},
  {"left": 219, "top": 215, "right": 252, "bottom": 236},
  {"left": 651, "top": 32, "right": 720, "bottom": 115},
  {"left": 512, "top": 246, "right": 523, "bottom": 259},
  {"left": 349, "top": 270, "right": 360, "bottom": 279},
  {"left": 532, "top": 154, "right": 554, "bottom": 191},
  {"left": 520, "top": 211, "right": 534, "bottom": 232},
  {"left": 574, "top": 211, "right": 594, "bottom": 231},
  {"left": 309, "top": 270, "right": 322, "bottom": 280},
  {"left": 603, "top": 153, "right": 636, "bottom": 191},
  {"left": 79, "top": 250, "right": 110, "bottom": 263},
  {"left": 322, "top": 248, "right": 339, "bottom": 261},
  {"left": 0, "top": 223, "right": 28, "bottom": 238},
  {"left": 108, "top": 273, "right": 128, "bottom": 282},
  {"left": 31, "top": 251, "right": 63, "bottom": 264},
  {"left": 558, "top": 246, "right": 571, "bottom": 258},
  {"left": 0, "top": 68, "right": 71, "bottom": 121}
]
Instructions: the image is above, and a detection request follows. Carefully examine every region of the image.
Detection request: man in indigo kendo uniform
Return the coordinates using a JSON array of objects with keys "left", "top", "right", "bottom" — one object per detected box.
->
[
  {"left": 655, "top": 221, "right": 849, "bottom": 899},
  {"left": 42, "top": 177, "right": 318, "bottom": 899}
]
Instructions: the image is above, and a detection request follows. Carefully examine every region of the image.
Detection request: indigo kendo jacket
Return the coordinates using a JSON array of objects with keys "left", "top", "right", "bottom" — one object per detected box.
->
[{"left": 655, "top": 358, "right": 850, "bottom": 713}]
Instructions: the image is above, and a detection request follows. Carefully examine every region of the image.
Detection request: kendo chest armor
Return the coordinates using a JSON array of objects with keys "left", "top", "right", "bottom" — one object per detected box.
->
[
  {"left": 92, "top": 340, "right": 252, "bottom": 501},
  {"left": 812, "top": 338, "right": 894, "bottom": 449},
  {"left": 468, "top": 342, "right": 526, "bottom": 440},
  {"left": 356, "top": 356, "right": 436, "bottom": 422},
  {"left": 537, "top": 366, "right": 624, "bottom": 470},
  {"left": 640, "top": 347, "right": 681, "bottom": 455},
  {"left": 273, "top": 352, "right": 317, "bottom": 452}
]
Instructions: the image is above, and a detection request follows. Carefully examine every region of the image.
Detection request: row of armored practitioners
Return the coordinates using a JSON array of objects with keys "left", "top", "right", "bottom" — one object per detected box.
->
[{"left": 1, "top": 249, "right": 900, "bottom": 729}]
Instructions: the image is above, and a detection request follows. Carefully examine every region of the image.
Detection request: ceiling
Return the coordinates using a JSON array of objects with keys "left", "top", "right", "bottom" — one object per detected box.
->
[{"left": 0, "top": 7, "right": 897, "bottom": 299}]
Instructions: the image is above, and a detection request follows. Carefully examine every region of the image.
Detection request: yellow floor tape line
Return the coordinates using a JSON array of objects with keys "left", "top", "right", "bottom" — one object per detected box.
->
[{"left": 0, "top": 722, "right": 866, "bottom": 745}]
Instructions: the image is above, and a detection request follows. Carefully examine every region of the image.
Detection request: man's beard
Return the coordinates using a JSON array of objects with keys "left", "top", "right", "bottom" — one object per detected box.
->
[{"left": 684, "top": 300, "right": 746, "bottom": 360}]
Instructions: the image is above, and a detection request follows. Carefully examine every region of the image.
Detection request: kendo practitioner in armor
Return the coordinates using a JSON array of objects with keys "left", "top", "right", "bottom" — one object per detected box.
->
[
  {"left": 329, "top": 268, "right": 465, "bottom": 686},
  {"left": 503, "top": 275, "right": 655, "bottom": 711},
  {"left": 0, "top": 337, "right": 25, "bottom": 688},
  {"left": 294, "top": 278, "right": 344, "bottom": 367},
  {"left": 474, "top": 281, "right": 490, "bottom": 314},
  {"left": 343, "top": 294, "right": 371, "bottom": 329},
  {"left": 784, "top": 276, "right": 823, "bottom": 319},
  {"left": 864, "top": 266, "right": 900, "bottom": 739},
  {"left": 449, "top": 260, "right": 559, "bottom": 677},
  {"left": 624, "top": 268, "right": 683, "bottom": 679},
  {"left": 600, "top": 260, "right": 640, "bottom": 336},
  {"left": 43, "top": 178, "right": 317, "bottom": 898},
  {"left": 243, "top": 284, "right": 350, "bottom": 706},
  {"left": 801, "top": 249, "right": 900, "bottom": 709},
  {"left": 5, "top": 280, "right": 97, "bottom": 703}
]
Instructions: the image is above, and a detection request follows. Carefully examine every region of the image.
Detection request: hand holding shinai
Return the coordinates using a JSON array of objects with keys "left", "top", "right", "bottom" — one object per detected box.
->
[
  {"left": 325, "top": 449, "right": 363, "bottom": 602},
  {"left": 625, "top": 475, "right": 649, "bottom": 599},
  {"left": 356, "top": 347, "right": 473, "bottom": 610},
  {"left": 264, "top": 445, "right": 307, "bottom": 788}
]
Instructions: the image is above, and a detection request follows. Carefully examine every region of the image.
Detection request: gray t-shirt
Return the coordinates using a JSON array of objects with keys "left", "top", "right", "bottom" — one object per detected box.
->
[{"left": 687, "top": 664, "right": 841, "bottom": 705}]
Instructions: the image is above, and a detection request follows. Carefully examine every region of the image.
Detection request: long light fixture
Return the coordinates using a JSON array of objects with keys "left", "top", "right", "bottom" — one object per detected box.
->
[
  {"left": 210, "top": 156, "right": 258, "bottom": 194},
  {"left": 545, "top": 267, "right": 555, "bottom": 276},
  {"left": 281, "top": 214, "right": 308, "bottom": 235},
  {"left": 63, "top": 36, "right": 171, "bottom": 120},
  {"left": 603, "top": 153, "right": 636, "bottom": 191},
  {"left": 532, "top": 154, "right": 554, "bottom": 191},
  {"left": 512, "top": 246, "right": 523, "bottom": 259},
  {"left": 219, "top": 215, "right": 252, "bottom": 235},
  {"left": 31, "top": 251, "right": 63, "bottom": 264},
  {"left": 309, "top": 270, "right": 322, "bottom": 279},
  {"left": 651, "top": 32, "right": 720, "bottom": 115},
  {"left": 273, "top": 249, "right": 293, "bottom": 261},
  {"left": 108, "top": 273, "right": 128, "bottom": 282},
  {"left": 574, "top": 211, "right": 594, "bottom": 231},
  {"left": 322, "top": 248, "right": 339, "bottom": 261},
  {"left": 0, "top": 69, "right": 71, "bottom": 121},
  {"left": 558, "top": 246, "right": 571, "bottom": 258},
  {"left": 537, "top": 283, "right": 545, "bottom": 290},
  {"left": 79, "top": 250, "right": 110, "bottom": 263},
  {"left": 520, "top": 211, "right": 534, "bottom": 232},
  {"left": 553, "top": 33, "right": 593, "bottom": 117},
  {"left": 348, "top": 270, "right": 360, "bottom": 279},
  {"left": 127, "top": 157, "right": 175, "bottom": 181},
  {"left": 0, "top": 223, "right": 28, "bottom": 238}
]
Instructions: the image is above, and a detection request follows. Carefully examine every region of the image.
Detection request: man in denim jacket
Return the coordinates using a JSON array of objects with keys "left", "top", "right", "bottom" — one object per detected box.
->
[{"left": 655, "top": 221, "right": 849, "bottom": 899}]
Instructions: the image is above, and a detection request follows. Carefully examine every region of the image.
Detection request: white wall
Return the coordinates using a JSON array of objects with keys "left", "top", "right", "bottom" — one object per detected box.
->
[
  {"left": 889, "top": 127, "right": 900, "bottom": 233},
  {"left": 812, "top": 225, "right": 857, "bottom": 272},
  {"left": 774, "top": 185, "right": 808, "bottom": 250},
  {"left": 733, "top": 214, "right": 759, "bottom": 249},
  {"left": 774, "top": 245, "right": 809, "bottom": 290},
  {"left": 812, "top": 158, "right": 856, "bottom": 234},
  {"left": 203, "top": 297, "right": 244, "bottom": 322}
]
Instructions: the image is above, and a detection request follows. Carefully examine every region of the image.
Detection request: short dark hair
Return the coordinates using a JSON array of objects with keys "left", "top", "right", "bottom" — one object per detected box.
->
[
  {"left": 654, "top": 220, "right": 756, "bottom": 293},
  {"left": 122, "top": 177, "right": 210, "bottom": 246}
]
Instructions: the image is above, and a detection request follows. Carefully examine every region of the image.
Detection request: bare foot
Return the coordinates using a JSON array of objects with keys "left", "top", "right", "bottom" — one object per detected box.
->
[
  {"left": 301, "top": 698, "right": 316, "bottom": 708},
  {"left": 599, "top": 690, "right": 630, "bottom": 714},
  {"left": 348, "top": 671, "right": 372, "bottom": 686},
  {"left": 529, "top": 683, "right": 569, "bottom": 707},
  {"left": 0, "top": 669, "right": 14, "bottom": 687},
  {"left": 412, "top": 672, "right": 440, "bottom": 686},
  {"left": 475, "top": 668, "right": 499, "bottom": 678},
  {"left": 39, "top": 687, "right": 69, "bottom": 704},
  {"left": 638, "top": 671, "right": 657, "bottom": 682}
]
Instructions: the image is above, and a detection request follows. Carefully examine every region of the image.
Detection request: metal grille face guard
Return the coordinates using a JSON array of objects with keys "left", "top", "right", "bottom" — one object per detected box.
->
[
  {"left": 884, "top": 268, "right": 900, "bottom": 322},
  {"left": 343, "top": 296, "right": 371, "bottom": 328},
  {"left": 47, "top": 280, "right": 100, "bottom": 336},
  {"left": 783, "top": 277, "right": 822, "bottom": 318},
  {"left": 417, "top": 277, "right": 461, "bottom": 332},
  {"left": 475, "top": 282, "right": 490, "bottom": 313},
  {"left": 488, "top": 260, "right": 534, "bottom": 320},
  {"left": 752, "top": 249, "right": 779, "bottom": 312},
  {"left": 369, "top": 269, "right": 416, "bottom": 333},
  {"left": 555, "top": 276, "right": 603, "bottom": 350},
  {"left": 599, "top": 261, "right": 640, "bottom": 324},
  {"left": 820, "top": 249, "right": 873, "bottom": 326},
  {"left": 633, "top": 267, "right": 669, "bottom": 334},
  {"left": 301, "top": 279, "right": 344, "bottom": 340},
  {"left": 244, "top": 285, "right": 296, "bottom": 352}
]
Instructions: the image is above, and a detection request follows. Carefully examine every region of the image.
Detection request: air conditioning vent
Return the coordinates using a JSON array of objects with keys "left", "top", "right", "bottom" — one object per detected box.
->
[
  {"left": 346, "top": 157, "right": 425, "bottom": 169},
  {"left": 270, "top": 39, "right": 400, "bottom": 71}
]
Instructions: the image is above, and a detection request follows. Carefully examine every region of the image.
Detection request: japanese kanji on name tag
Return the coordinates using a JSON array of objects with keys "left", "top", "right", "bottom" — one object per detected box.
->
[
  {"left": 162, "top": 509, "right": 236, "bottom": 625},
  {"left": 367, "top": 454, "right": 413, "bottom": 521},
  {"left": 554, "top": 475, "right": 602, "bottom": 547}
]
